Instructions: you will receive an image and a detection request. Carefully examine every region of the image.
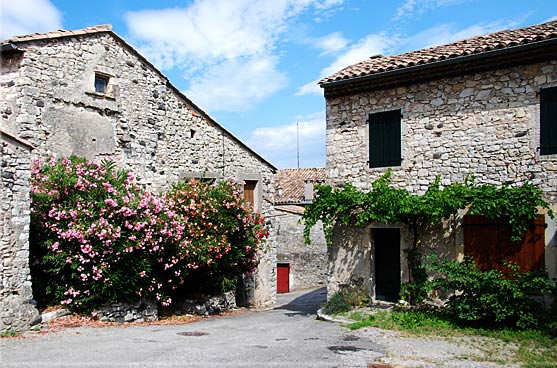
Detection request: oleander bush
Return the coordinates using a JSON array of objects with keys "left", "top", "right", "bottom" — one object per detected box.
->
[{"left": 30, "top": 156, "right": 268, "bottom": 311}]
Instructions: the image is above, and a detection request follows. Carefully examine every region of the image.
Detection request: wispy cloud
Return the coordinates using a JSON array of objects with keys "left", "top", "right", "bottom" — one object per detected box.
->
[
  {"left": 400, "top": 18, "right": 524, "bottom": 50},
  {"left": 297, "top": 32, "right": 398, "bottom": 95},
  {"left": 124, "top": 0, "right": 343, "bottom": 113},
  {"left": 313, "top": 32, "right": 350, "bottom": 55},
  {"left": 393, "top": 0, "right": 469, "bottom": 20},
  {"left": 0, "top": 0, "right": 62, "bottom": 39},
  {"left": 246, "top": 111, "right": 326, "bottom": 168}
]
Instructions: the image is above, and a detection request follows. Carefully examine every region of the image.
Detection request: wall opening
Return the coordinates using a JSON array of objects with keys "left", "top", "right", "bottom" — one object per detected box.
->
[
  {"left": 372, "top": 228, "right": 401, "bottom": 302},
  {"left": 277, "top": 263, "right": 290, "bottom": 293}
]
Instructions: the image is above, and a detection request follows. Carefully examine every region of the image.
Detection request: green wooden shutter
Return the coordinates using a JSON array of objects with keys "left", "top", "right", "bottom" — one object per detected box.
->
[
  {"left": 369, "top": 110, "right": 402, "bottom": 168},
  {"left": 541, "top": 87, "right": 557, "bottom": 155}
]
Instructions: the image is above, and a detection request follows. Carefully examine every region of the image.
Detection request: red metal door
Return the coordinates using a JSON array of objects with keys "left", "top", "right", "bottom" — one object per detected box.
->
[{"left": 277, "top": 264, "right": 290, "bottom": 293}]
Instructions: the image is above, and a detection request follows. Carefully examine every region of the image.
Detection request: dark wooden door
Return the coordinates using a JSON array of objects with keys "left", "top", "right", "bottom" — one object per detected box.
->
[
  {"left": 373, "top": 228, "right": 401, "bottom": 302},
  {"left": 277, "top": 263, "right": 290, "bottom": 293},
  {"left": 463, "top": 215, "right": 545, "bottom": 272}
]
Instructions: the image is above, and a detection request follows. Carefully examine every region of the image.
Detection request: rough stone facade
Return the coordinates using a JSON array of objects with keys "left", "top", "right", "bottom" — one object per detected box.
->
[
  {"left": 0, "top": 131, "right": 40, "bottom": 332},
  {"left": 0, "top": 26, "right": 277, "bottom": 331},
  {"left": 275, "top": 209, "right": 327, "bottom": 291},
  {"left": 324, "top": 61, "right": 557, "bottom": 300}
]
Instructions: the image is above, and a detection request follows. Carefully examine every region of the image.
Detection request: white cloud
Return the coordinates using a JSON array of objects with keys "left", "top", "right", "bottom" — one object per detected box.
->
[
  {"left": 0, "top": 0, "right": 62, "bottom": 39},
  {"left": 314, "top": 32, "right": 349, "bottom": 55},
  {"left": 393, "top": 0, "right": 468, "bottom": 20},
  {"left": 246, "top": 111, "right": 326, "bottom": 168},
  {"left": 185, "top": 56, "right": 287, "bottom": 112},
  {"left": 297, "top": 33, "right": 398, "bottom": 95},
  {"left": 124, "top": 0, "right": 343, "bottom": 112}
]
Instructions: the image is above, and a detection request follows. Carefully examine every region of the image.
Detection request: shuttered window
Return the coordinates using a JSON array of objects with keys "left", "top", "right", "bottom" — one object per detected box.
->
[
  {"left": 540, "top": 86, "right": 557, "bottom": 155},
  {"left": 369, "top": 110, "right": 402, "bottom": 168}
]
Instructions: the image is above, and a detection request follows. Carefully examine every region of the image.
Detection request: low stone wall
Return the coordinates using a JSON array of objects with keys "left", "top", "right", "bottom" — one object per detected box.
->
[
  {"left": 96, "top": 299, "right": 158, "bottom": 322},
  {"left": 179, "top": 290, "right": 236, "bottom": 316}
]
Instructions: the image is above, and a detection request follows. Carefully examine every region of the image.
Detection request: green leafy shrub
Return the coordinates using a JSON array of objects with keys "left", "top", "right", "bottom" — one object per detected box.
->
[
  {"left": 30, "top": 156, "right": 268, "bottom": 311},
  {"left": 322, "top": 287, "right": 370, "bottom": 315},
  {"left": 427, "top": 255, "right": 553, "bottom": 329}
]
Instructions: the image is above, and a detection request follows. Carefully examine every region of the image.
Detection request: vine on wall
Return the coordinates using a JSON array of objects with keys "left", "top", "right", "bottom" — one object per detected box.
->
[{"left": 302, "top": 170, "right": 553, "bottom": 304}]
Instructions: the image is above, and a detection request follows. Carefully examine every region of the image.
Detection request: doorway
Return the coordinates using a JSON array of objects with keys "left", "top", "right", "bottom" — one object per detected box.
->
[
  {"left": 373, "top": 228, "right": 401, "bottom": 302},
  {"left": 277, "top": 263, "right": 290, "bottom": 293}
]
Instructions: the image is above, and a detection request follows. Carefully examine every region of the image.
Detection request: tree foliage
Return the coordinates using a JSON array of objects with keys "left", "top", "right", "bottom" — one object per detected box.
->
[{"left": 302, "top": 170, "right": 552, "bottom": 245}]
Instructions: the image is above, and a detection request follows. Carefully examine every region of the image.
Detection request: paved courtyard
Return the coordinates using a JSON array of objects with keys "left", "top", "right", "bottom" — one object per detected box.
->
[{"left": 0, "top": 288, "right": 385, "bottom": 367}]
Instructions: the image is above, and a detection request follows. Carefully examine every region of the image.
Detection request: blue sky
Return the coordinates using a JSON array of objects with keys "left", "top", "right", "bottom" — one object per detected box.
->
[{"left": 1, "top": 0, "right": 556, "bottom": 168}]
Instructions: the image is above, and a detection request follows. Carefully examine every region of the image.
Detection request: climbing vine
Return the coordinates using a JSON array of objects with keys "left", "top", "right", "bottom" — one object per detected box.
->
[{"left": 302, "top": 170, "right": 553, "bottom": 304}]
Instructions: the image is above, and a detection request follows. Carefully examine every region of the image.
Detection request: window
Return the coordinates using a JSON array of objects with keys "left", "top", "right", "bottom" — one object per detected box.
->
[
  {"left": 94, "top": 73, "right": 109, "bottom": 94},
  {"left": 368, "top": 109, "right": 402, "bottom": 168},
  {"left": 540, "top": 86, "right": 557, "bottom": 155}
]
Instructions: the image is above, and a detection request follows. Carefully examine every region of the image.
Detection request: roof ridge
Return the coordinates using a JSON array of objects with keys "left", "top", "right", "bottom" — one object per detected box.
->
[
  {"left": 5, "top": 24, "right": 112, "bottom": 43},
  {"left": 320, "top": 20, "right": 557, "bottom": 86}
]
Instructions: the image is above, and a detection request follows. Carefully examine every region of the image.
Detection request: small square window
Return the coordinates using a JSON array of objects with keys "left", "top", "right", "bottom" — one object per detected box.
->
[{"left": 94, "top": 74, "right": 109, "bottom": 94}]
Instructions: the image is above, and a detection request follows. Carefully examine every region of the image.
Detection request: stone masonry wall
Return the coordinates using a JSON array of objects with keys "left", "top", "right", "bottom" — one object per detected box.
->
[
  {"left": 325, "top": 61, "right": 557, "bottom": 295},
  {"left": 1, "top": 33, "right": 276, "bottom": 309},
  {"left": 275, "top": 211, "right": 327, "bottom": 291},
  {"left": 0, "top": 135, "right": 39, "bottom": 332},
  {"left": 326, "top": 61, "right": 557, "bottom": 199}
]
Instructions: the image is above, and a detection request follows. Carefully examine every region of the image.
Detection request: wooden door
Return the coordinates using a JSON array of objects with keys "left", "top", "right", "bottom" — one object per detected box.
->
[
  {"left": 463, "top": 215, "right": 545, "bottom": 272},
  {"left": 373, "top": 228, "right": 401, "bottom": 302},
  {"left": 243, "top": 180, "right": 256, "bottom": 208},
  {"left": 277, "top": 263, "right": 290, "bottom": 293}
]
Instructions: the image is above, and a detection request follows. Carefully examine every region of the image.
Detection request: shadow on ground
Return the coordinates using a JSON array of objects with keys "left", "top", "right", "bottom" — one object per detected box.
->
[{"left": 275, "top": 287, "right": 327, "bottom": 316}]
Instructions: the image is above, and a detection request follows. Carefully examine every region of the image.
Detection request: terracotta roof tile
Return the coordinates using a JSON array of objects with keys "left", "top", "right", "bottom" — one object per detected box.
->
[
  {"left": 275, "top": 205, "right": 306, "bottom": 215},
  {"left": 320, "top": 20, "right": 557, "bottom": 85},
  {"left": 274, "top": 168, "right": 326, "bottom": 204},
  {"left": 6, "top": 24, "right": 112, "bottom": 43}
]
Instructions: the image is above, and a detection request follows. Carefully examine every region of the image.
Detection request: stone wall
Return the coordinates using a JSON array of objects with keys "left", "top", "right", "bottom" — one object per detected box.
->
[
  {"left": 275, "top": 210, "right": 327, "bottom": 291},
  {"left": 0, "top": 133, "right": 39, "bottom": 332},
  {"left": 0, "top": 31, "right": 277, "bottom": 315},
  {"left": 327, "top": 217, "right": 462, "bottom": 301},
  {"left": 325, "top": 61, "right": 557, "bottom": 298},
  {"left": 326, "top": 61, "right": 557, "bottom": 198}
]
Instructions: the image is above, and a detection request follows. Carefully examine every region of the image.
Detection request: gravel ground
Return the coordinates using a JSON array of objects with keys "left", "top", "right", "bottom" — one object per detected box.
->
[{"left": 350, "top": 326, "right": 520, "bottom": 367}]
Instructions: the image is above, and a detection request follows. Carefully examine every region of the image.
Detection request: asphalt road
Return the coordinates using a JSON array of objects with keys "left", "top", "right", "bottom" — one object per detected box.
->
[{"left": 0, "top": 288, "right": 385, "bottom": 367}]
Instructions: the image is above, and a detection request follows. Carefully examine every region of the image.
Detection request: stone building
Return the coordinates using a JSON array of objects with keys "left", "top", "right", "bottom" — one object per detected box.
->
[
  {"left": 319, "top": 21, "right": 557, "bottom": 301},
  {"left": 0, "top": 130, "right": 40, "bottom": 332},
  {"left": 0, "top": 24, "right": 278, "bottom": 330},
  {"left": 273, "top": 168, "right": 326, "bottom": 293}
]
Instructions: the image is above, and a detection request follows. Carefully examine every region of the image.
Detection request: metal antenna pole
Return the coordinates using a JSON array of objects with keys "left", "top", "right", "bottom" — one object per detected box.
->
[{"left": 297, "top": 122, "right": 300, "bottom": 168}]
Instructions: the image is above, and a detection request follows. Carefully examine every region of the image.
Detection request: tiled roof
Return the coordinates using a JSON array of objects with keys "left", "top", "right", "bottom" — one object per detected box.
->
[
  {"left": 320, "top": 20, "right": 557, "bottom": 86},
  {"left": 5, "top": 24, "right": 113, "bottom": 43},
  {"left": 275, "top": 168, "right": 326, "bottom": 204},
  {"left": 275, "top": 205, "right": 306, "bottom": 215}
]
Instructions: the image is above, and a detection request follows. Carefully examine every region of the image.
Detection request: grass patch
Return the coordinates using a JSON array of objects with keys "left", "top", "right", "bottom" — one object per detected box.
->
[
  {"left": 0, "top": 329, "right": 19, "bottom": 338},
  {"left": 345, "top": 309, "right": 557, "bottom": 366}
]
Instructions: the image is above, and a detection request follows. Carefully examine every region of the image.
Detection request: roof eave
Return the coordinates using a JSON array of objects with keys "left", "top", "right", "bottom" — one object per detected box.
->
[{"left": 320, "top": 38, "right": 557, "bottom": 96}]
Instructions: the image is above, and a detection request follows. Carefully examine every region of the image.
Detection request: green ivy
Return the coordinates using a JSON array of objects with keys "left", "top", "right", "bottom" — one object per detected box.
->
[{"left": 302, "top": 170, "right": 553, "bottom": 304}]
